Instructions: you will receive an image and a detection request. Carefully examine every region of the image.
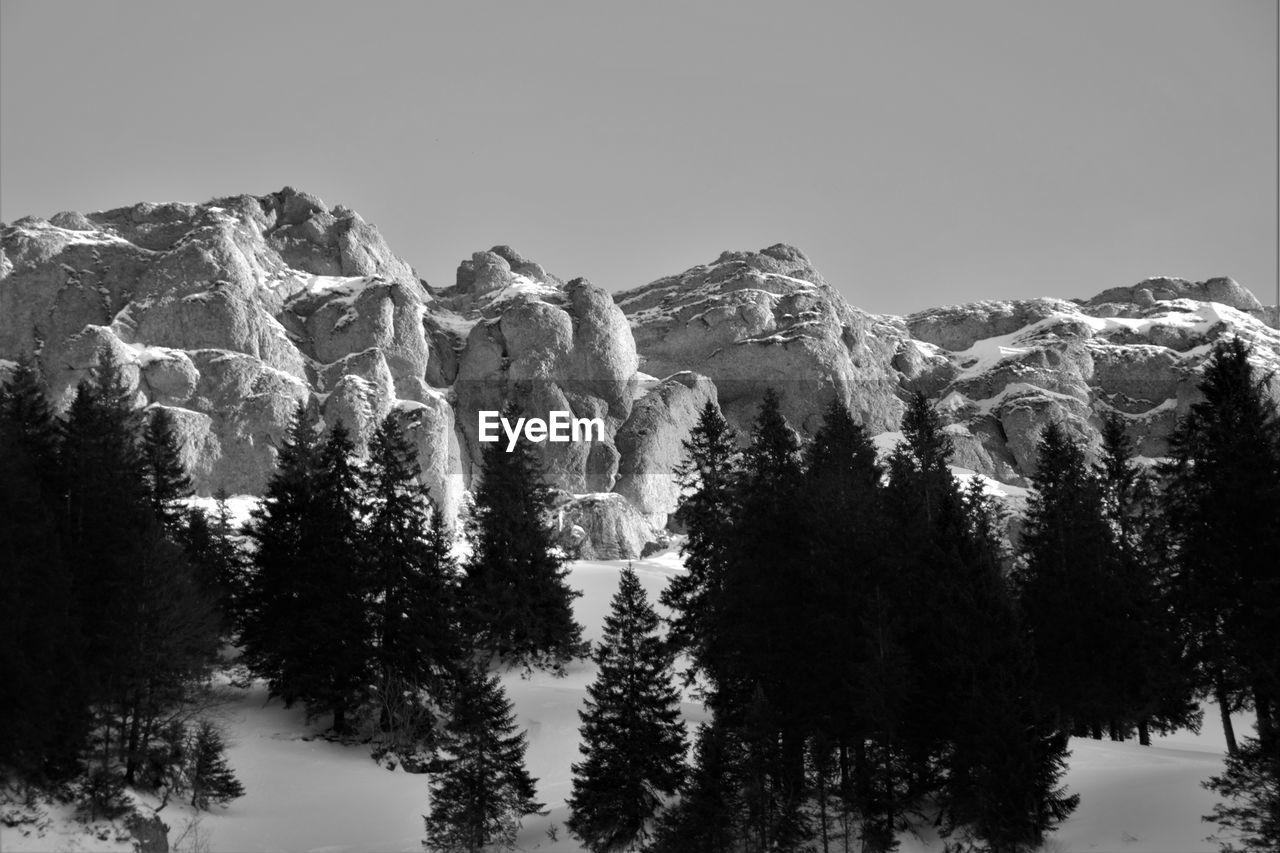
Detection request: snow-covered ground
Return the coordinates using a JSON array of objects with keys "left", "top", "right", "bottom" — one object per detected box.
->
[{"left": 3, "top": 554, "right": 1247, "bottom": 852}]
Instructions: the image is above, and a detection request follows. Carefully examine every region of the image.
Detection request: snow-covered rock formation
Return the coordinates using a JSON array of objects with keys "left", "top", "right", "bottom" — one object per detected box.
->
[{"left": 4, "top": 190, "right": 1278, "bottom": 554}]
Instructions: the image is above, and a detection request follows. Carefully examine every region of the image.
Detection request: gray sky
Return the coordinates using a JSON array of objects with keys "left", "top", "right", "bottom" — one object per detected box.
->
[{"left": 1, "top": 0, "right": 1275, "bottom": 314}]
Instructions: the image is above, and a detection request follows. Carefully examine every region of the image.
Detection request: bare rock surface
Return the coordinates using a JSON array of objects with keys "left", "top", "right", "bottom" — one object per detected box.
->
[
  {"left": 6, "top": 193, "right": 1280, "bottom": 548},
  {"left": 613, "top": 372, "right": 718, "bottom": 527},
  {"left": 615, "top": 244, "right": 905, "bottom": 437}
]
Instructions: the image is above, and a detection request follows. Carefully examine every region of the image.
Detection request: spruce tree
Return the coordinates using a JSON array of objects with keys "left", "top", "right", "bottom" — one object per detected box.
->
[
  {"left": 880, "top": 391, "right": 969, "bottom": 795},
  {"left": 364, "top": 414, "right": 461, "bottom": 740},
  {"left": 708, "top": 388, "right": 809, "bottom": 849},
  {"left": 56, "top": 351, "right": 220, "bottom": 785},
  {"left": 646, "top": 721, "right": 744, "bottom": 853},
  {"left": 1203, "top": 731, "right": 1280, "bottom": 852},
  {"left": 181, "top": 492, "right": 247, "bottom": 631},
  {"left": 567, "top": 566, "right": 687, "bottom": 852},
  {"left": 142, "top": 406, "right": 193, "bottom": 531},
  {"left": 187, "top": 720, "right": 245, "bottom": 810},
  {"left": 1095, "top": 413, "right": 1198, "bottom": 743},
  {"left": 424, "top": 667, "right": 543, "bottom": 853},
  {"left": 1162, "top": 337, "right": 1280, "bottom": 759},
  {"left": 59, "top": 350, "right": 153, "bottom": 694},
  {"left": 460, "top": 402, "right": 584, "bottom": 673},
  {"left": 294, "top": 420, "right": 372, "bottom": 734},
  {"left": 942, "top": 478, "right": 1078, "bottom": 852},
  {"left": 242, "top": 405, "right": 322, "bottom": 709},
  {"left": 0, "top": 357, "right": 87, "bottom": 779},
  {"left": 802, "top": 400, "right": 884, "bottom": 751},
  {"left": 1016, "top": 421, "right": 1130, "bottom": 736},
  {"left": 660, "top": 400, "right": 738, "bottom": 690}
]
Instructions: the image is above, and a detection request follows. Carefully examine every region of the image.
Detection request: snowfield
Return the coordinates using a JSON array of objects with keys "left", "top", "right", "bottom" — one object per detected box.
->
[{"left": 3, "top": 555, "right": 1247, "bottom": 852}]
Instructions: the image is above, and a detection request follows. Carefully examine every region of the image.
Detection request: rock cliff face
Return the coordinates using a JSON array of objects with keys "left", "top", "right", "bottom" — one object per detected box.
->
[{"left": 4, "top": 191, "right": 1278, "bottom": 555}]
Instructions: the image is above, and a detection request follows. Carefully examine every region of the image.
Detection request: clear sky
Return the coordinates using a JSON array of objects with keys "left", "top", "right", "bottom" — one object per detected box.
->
[{"left": 1, "top": 1, "right": 1275, "bottom": 314}]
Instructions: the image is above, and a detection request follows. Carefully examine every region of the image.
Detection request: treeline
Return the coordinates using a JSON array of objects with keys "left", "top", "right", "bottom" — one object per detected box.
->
[
  {"left": 566, "top": 337, "right": 1278, "bottom": 853},
  {"left": 4, "top": 337, "right": 1276, "bottom": 853},
  {"left": 0, "top": 353, "right": 242, "bottom": 816}
]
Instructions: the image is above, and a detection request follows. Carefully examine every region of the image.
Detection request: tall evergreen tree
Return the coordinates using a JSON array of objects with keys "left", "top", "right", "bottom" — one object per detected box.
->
[
  {"left": 293, "top": 420, "right": 371, "bottom": 734},
  {"left": 880, "top": 391, "right": 970, "bottom": 797},
  {"left": 942, "top": 478, "right": 1078, "bottom": 853},
  {"left": 1016, "top": 421, "right": 1131, "bottom": 737},
  {"left": 181, "top": 492, "right": 247, "bottom": 631},
  {"left": 646, "top": 721, "right": 745, "bottom": 853},
  {"left": 660, "top": 400, "right": 739, "bottom": 690},
  {"left": 567, "top": 566, "right": 687, "bottom": 852},
  {"left": 0, "top": 357, "right": 87, "bottom": 779},
  {"left": 708, "top": 388, "right": 810, "bottom": 850},
  {"left": 424, "top": 667, "right": 544, "bottom": 853},
  {"left": 142, "top": 406, "right": 193, "bottom": 531},
  {"left": 59, "top": 350, "right": 153, "bottom": 694},
  {"left": 802, "top": 400, "right": 884, "bottom": 750},
  {"left": 56, "top": 352, "right": 220, "bottom": 785},
  {"left": 242, "top": 406, "right": 324, "bottom": 710},
  {"left": 460, "top": 402, "right": 584, "bottom": 673},
  {"left": 1162, "top": 337, "right": 1280, "bottom": 759},
  {"left": 363, "top": 414, "right": 461, "bottom": 737},
  {"left": 1095, "top": 413, "right": 1198, "bottom": 743}
]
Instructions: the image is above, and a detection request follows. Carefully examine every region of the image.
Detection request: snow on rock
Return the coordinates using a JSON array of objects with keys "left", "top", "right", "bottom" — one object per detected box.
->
[{"left": 616, "top": 244, "right": 906, "bottom": 439}]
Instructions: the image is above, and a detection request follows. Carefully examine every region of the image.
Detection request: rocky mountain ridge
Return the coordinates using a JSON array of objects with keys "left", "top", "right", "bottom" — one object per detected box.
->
[{"left": 4, "top": 188, "right": 1277, "bottom": 556}]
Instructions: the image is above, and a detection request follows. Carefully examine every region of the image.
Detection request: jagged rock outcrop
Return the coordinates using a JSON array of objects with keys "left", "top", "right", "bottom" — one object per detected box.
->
[
  {"left": 442, "top": 254, "right": 639, "bottom": 493},
  {"left": 617, "top": 251, "right": 1280, "bottom": 487},
  {"left": 0, "top": 189, "right": 462, "bottom": 515},
  {"left": 615, "top": 244, "right": 905, "bottom": 437},
  {"left": 915, "top": 294, "right": 1280, "bottom": 479},
  {"left": 6, "top": 192, "right": 1279, "bottom": 550},
  {"left": 613, "top": 371, "right": 717, "bottom": 527}
]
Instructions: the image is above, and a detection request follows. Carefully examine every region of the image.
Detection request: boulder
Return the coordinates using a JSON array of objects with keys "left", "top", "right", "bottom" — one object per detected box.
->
[
  {"left": 139, "top": 347, "right": 200, "bottom": 404},
  {"left": 555, "top": 493, "right": 656, "bottom": 560}
]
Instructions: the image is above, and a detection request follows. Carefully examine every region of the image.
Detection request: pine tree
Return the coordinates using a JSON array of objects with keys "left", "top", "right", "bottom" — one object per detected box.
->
[
  {"left": 567, "top": 566, "right": 687, "bottom": 852},
  {"left": 646, "top": 721, "right": 744, "bottom": 853},
  {"left": 802, "top": 400, "right": 884, "bottom": 751},
  {"left": 292, "top": 420, "right": 371, "bottom": 734},
  {"left": 708, "top": 388, "right": 810, "bottom": 850},
  {"left": 424, "top": 667, "right": 544, "bottom": 853},
  {"left": 1203, "top": 731, "right": 1280, "bottom": 852},
  {"left": 56, "top": 351, "right": 220, "bottom": 785},
  {"left": 1016, "top": 421, "right": 1130, "bottom": 736},
  {"left": 460, "top": 402, "right": 584, "bottom": 673},
  {"left": 1095, "top": 413, "right": 1198, "bottom": 743},
  {"left": 187, "top": 720, "right": 245, "bottom": 810},
  {"left": 880, "top": 391, "right": 969, "bottom": 796},
  {"left": 59, "top": 350, "right": 153, "bottom": 694},
  {"left": 181, "top": 492, "right": 247, "bottom": 631},
  {"left": 364, "top": 414, "right": 461, "bottom": 741},
  {"left": 242, "top": 404, "right": 322, "bottom": 709},
  {"left": 942, "top": 478, "right": 1078, "bottom": 853},
  {"left": 0, "top": 357, "right": 87, "bottom": 779},
  {"left": 660, "top": 400, "right": 738, "bottom": 690},
  {"left": 142, "top": 406, "right": 193, "bottom": 531},
  {"left": 1162, "top": 337, "right": 1280, "bottom": 759}
]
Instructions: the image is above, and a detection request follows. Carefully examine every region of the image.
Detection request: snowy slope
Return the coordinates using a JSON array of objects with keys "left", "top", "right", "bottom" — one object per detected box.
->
[{"left": 3, "top": 555, "right": 1244, "bottom": 853}]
